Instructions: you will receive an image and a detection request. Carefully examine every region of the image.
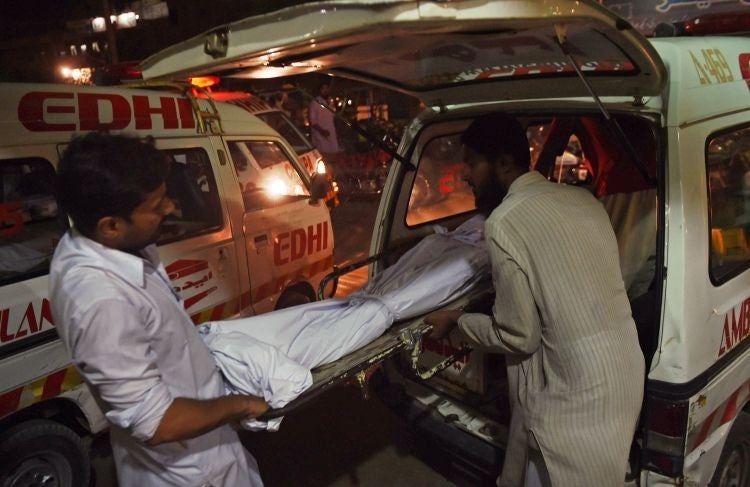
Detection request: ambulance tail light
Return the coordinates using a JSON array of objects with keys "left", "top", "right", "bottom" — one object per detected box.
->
[
  {"left": 655, "top": 11, "right": 750, "bottom": 37},
  {"left": 641, "top": 396, "right": 688, "bottom": 478}
]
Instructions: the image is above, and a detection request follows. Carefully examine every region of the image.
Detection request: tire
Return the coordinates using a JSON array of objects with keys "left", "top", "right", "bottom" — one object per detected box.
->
[
  {"left": 275, "top": 289, "right": 312, "bottom": 310},
  {"left": 709, "top": 410, "right": 750, "bottom": 487},
  {"left": 0, "top": 419, "right": 90, "bottom": 487}
]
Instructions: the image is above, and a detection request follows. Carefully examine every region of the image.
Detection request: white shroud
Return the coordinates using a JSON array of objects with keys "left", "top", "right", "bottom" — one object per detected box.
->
[{"left": 199, "top": 216, "right": 489, "bottom": 429}]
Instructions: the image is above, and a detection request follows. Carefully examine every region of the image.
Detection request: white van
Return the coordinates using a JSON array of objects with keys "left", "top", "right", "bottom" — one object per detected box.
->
[
  {"left": 0, "top": 82, "right": 335, "bottom": 485},
  {"left": 130, "top": 1, "right": 750, "bottom": 485}
]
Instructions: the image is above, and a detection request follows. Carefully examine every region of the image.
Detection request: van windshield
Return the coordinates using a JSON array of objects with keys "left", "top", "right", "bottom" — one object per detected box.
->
[{"left": 228, "top": 140, "right": 310, "bottom": 212}]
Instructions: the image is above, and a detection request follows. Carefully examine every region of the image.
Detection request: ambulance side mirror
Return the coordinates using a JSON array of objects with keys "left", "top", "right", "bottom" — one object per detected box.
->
[{"left": 310, "top": 173, "right": 332, "bottom": 204}]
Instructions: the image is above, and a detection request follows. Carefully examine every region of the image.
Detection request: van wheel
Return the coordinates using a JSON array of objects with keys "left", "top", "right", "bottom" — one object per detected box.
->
[
  {"left": 0, "top": 419, "right": 90, "bottom": 487},
  {"left": 709, "top": 411, "right": 750, "bottom": 487},
  {"left": 276, "top": 290, "right": 312, "bottom": 310}
]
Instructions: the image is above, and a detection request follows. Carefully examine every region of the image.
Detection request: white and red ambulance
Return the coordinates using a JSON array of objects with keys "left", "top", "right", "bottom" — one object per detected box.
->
[
  {"left": 0, "top": 82, "right": 335, "bottom": 485},
  {"left": 140, "top": 1, "right": 750, "bottom": 485}
]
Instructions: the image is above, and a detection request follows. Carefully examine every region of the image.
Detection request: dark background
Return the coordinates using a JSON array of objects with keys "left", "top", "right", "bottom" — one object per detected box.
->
[{"left": 1, "top": 0, "right": 748, "bottom": 83}]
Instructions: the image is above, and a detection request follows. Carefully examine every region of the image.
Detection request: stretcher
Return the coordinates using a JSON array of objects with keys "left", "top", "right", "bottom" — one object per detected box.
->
[
  {"left": 200, "top": 216, "right": 492, "bottom": 425},
  {"left": 258, "top": 278, "right": 489, "bottom": 421}
]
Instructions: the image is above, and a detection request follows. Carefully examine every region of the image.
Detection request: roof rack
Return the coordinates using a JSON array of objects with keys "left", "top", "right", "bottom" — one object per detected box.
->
[{"left": 121, "top": 81, "right": 223, "bottom": 134}]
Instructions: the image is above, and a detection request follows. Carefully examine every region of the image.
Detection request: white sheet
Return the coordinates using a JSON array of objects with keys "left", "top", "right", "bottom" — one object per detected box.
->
[{"left": 199, "top": 215, "right": 489, "bottom": 429}]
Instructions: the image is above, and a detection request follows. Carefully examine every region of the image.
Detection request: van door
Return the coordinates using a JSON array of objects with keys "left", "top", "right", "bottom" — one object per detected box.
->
[
  {"left": 0, "top": 144, "right": 73, "bottom": 403},
  {"left": 224, "top": 137, "right": 334, "bottom": 313},
  {"left": 150, "top": 138, "right": 245, "bottom": 324}
]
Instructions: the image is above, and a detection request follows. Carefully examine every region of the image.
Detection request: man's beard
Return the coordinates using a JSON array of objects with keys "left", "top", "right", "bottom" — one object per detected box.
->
[{"left": 473, "top": 174, "right": 506, "bottom": 217}]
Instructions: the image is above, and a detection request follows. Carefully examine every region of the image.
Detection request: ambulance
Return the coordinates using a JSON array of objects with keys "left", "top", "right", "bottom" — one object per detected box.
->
[
  {"left": 139, "top": 1, "right": 750, "bottom": 485},
  {"left": 198, "top": 82, "right": 341, "bottom": 208},
  {"left": 0, "top": 82, "right": 335, "bottom": 485}
]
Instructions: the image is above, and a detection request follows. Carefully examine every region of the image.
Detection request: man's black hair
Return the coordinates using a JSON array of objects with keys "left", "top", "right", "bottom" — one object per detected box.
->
[
  {"left": 56, "top": 132, "right": 169, "bottom": 238},
  {"left": 461, "top": 112, "right": 530, "bottom": 171}
]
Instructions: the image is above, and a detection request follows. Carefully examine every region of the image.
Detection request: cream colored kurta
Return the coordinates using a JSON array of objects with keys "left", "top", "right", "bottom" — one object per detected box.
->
[{"left": 458, "top": 171, "right": 645, "bottom": 487}]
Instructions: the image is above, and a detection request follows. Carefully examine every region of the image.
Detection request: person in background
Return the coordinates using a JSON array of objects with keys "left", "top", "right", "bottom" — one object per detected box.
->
[
  {"left": 49, "top": 132, "right": 268, "bottom": 487},
  {"left": 425, "top": 113, "right": 644, "bottom": 487},
  {"left": 308, "top": 81, "right": 342, "bottom": 159}
]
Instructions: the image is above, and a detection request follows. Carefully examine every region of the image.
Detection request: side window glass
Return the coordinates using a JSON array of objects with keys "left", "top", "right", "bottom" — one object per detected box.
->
[
  {"left": 158, "top": 149, "right": 222, "bottom": 244},
  {"left": 708, "top": 125, "right": 750, "bottom": 282},
  {"left": 406, "top": 134, "right": 474, "bottom": 226},
  {"left": 228, "top": 140, "right": 310, "bottom": 212},
  {"left": 0, "top": 158, "right": 67, "bottom": 284},
  {"left": 255, "top": 112, "right": 312, "bottom": 157}
]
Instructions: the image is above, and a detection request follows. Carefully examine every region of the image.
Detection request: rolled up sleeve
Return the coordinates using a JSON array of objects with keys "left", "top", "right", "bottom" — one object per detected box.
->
[{"left": 69, "top": 299, "right": 173, "bottom": 442}]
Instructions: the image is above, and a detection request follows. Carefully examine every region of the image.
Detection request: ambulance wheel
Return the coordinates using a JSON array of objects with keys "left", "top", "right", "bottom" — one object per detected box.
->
[
  {"left": 275, "top": 289, "right": 312, "bottom": 309},
  {"left": 0, "top": 419, "right": 90, "bottom": 487},
  {"left": 709, "top": 411, "right": 750, "bottom": 487}
]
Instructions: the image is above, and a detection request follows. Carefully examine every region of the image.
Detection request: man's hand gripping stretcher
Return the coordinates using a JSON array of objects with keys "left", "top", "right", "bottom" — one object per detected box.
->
[{"left": 198, "top": 215, "right": 490, "bottom": 430}]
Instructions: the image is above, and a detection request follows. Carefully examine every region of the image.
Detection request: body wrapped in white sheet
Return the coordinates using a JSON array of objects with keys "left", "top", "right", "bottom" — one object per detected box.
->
[{"left": 199, "top": 216, "right": 488, "bottom": 428}]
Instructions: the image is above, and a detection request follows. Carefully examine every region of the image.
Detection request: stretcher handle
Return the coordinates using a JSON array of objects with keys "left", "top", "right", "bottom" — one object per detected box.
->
[{"left": 317, "top": 252, "right": 382, "bottom": 300}]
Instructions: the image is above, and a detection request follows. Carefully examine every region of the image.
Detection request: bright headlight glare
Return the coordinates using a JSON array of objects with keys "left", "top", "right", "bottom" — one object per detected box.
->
[{"left": 316, "top": 160, "right": 326, "bottom": 174}]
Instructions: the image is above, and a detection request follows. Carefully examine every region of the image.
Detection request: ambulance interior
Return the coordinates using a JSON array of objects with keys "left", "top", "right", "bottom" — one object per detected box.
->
[
  {"left": 0, "top": 158, "right": 67, "bottom": 284},
  {"left": 231, "top": 111, "right": 668, "bottom": 424},
  {"left": 362, "top": 113, "right": 663, "bottom": 427}
]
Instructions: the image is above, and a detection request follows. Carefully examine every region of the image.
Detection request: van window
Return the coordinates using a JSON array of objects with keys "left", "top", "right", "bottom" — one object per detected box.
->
[
  {"left": 158, "top": 149, "right": 223, "bottom": 244},
  {"left": 255, "top": 112, "right": 312, "bottom": 156},
  {"left": 406, "top": 134, "right": 474, "bottom": 226},
  {"left": 707, "top": 124, "right": 750, "bottom": 283},
  {"left": 0, "top": 158, "right": 66, "bottom": 284},
  {"left": 228, "top": 140, "right": 310, "bottom": 212}
]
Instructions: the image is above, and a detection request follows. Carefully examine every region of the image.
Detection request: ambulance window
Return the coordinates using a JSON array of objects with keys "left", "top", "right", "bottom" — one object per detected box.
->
[
  {"left": 158, "top": 149, "right": 222, "bottom": 244},
  {"left": 228, "top": 140, "right": 310, "bottom": 212},
  {"left": 707, "top": 124, "right": 750, "bottom": 283},
  {"left": 0, "top": 158, "right": 67, "bottom": 285},
  {"left": 255, "top": 112, "right": 312, "bottom": 155},
  {"left": 406, "top": 134, "right": 474, "bottom": 226}
]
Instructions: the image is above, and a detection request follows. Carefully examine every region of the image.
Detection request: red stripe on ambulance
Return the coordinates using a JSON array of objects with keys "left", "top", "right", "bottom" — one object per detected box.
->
[{"left": 689, "top": 378, "right": 750, "bottom": 451}]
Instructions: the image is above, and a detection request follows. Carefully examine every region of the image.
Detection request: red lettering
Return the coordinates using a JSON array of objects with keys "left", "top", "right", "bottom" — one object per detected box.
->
[
  {"left": 16, "top": 302, "right": 40, "bottom": 338},
  {"left": 732, "top": 305, "right": 744, "bottom": 347},
  {"left": 439, "top": 173, "right": 455, "bottom": 194},
  {"left": 720, "top": 314, "right": 732, "bottom": 357},
  {"left": 0, "top": 308, "right": 11, "bottom": 343},
  {"left": 177, "top": 98, "right": 196, "bottom": 130},
  {"left": 307, "top": 222, "right": 325, "bottom": 254},
  {"left": 274, "top": 232, "right": 290, "bottom": 265},
  {"left": 18, "top": 92, "right": 76, "bottom": 131},
  {"left": 78, "top": 93, "right": 131, "bottom": 131},
  {"left": 39, "top": 299, "right": 55, "bottom": 331},
  {"left": 132, "top": 95, "right": 179, "bottom": 130},
  {"left": 291, "top": 228, "right": 306, "bottom": 261}
]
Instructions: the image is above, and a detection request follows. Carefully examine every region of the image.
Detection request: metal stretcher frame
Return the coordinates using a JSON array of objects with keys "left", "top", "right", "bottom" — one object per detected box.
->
[{"left": 258, "top": 254, "right": 490, "bottom": 420}]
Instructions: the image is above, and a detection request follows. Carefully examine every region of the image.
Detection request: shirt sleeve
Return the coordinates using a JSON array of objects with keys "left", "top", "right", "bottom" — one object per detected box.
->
[
  {"left": 68, "top": 298, "right": 173, "bottom": 442},
  {"left": 458, "top": 241, "right": 541, "bottom": 355}
]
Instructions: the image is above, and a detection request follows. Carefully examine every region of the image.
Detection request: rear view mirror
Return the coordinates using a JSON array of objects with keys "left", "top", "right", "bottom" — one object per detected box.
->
[{"left": 310, "top": 173, "right": 331, "bottom": 204}]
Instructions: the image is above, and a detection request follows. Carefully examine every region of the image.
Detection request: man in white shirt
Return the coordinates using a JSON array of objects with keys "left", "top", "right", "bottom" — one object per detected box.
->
[
  {"left": 425, "top": 113, "right": 644, "bottom": 487},
  {"left": 49, "top": 132, "right": 268, "bottom": 487},
  {"left": 308, "top": 81, "right": 341, "bottom": 156}
]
